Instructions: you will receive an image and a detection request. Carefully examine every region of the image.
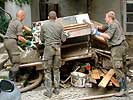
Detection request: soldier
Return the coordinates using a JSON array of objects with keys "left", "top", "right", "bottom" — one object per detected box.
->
[
  {"left": 91, "top": 11, "right": 129, "bottom": 96},
  {"left": 4, "top": 9, "right": 33, "bottom": 81},
  {"left": 40, "top": 11, "right": 69, "bottom": 98}
]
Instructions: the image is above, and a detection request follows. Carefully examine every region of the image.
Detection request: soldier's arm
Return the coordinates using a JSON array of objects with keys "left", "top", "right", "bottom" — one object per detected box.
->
[
  {"left": 93, "top": 24, "right": 114, "bottom": 40},
  {"left": 17, "top": 23, "right": 31, "bottom": 44},
  {"left": 40, "top": 25, "right": 45, "bottom": 43},
  {"left": 17, "top": 35, "right": 28, "bottom": 43},
  {"left": 98, "top": 32, "right": 111, "bottom": 39},
  {"left": 23, "top": 25, "right": 31, "bottom": 32},
  {"left": 61, "top": 25, "right": 70, "bottom": 42},
  {"left": 98, "top": 24, "right": 108, "bottom": 32}
]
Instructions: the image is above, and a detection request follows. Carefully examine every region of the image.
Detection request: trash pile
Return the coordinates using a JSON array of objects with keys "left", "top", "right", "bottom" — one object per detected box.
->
[{"left": 60, "top": 60, "right": 121, "bottom": 89}]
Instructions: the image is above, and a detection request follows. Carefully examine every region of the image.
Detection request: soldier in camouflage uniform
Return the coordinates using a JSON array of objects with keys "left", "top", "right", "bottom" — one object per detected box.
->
[
  {"left": 91, "top": 11, "right": 129, "bottom": 96},
  {"left": 40, "top": 11, "right": 69, "bottom": 98},
  {"left": 4, "top": 9, "right": 33, "bottom": 81}
]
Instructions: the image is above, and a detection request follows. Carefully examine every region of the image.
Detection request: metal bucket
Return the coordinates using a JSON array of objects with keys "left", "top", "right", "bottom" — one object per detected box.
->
[{"left": 71, "top": 72, "right": 86, "bottom": 87}]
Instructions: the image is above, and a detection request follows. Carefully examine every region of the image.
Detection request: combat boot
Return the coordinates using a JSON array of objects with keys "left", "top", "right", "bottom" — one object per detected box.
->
[
  {"left": 9, "top": 71, "right": 13, "bottom": 81},
  {"left": 43, "top": 90, "right": 52, "bottom": 98},
  {"left": 115, "top": 78, "right": 128, "bottom": 97},
  {"left": 115, "top": 89, "right": 126, "bottom": 97},
  {"left": 9, "top": 71, "right": 16, "bottom": 81},
  {"left": 9, "top": 64, "right": 19, "bottom": 81},
  {"left": 53, "top": 87, "right": 60, "bottom": 95}
]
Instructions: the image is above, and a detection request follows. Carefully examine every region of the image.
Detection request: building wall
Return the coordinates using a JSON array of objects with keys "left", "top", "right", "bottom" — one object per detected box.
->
[
  {"left": 31, "top": 0, "right": 88, "bottom": 20},
  {"left": 59, "top": 0, "right": 87, "bottom": 17},
  {"left": 31, "top": 0, "right": 40, "bottom": 22},
  {"left": 91, "top": 0, "right": 121, "bottom": 24},
  {"left": 31, "top": 0, "right": 133, "bottom": 55},
  {"left": 31, "top": 0, "right": 121, "bottom": 23}
]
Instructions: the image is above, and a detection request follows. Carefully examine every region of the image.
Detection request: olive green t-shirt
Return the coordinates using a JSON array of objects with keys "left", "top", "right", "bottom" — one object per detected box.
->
[
  {"left": 5, "top": 19, "right": 23, "bottom": 39},
  {"left": 40, "top": 20, "right": 65, "bottom": 46},
  {"left": 106, "top": 19, "right": 125, "bottom": 47}
]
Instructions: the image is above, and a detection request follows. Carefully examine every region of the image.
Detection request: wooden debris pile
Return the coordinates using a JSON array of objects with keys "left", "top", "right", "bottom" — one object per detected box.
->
[
  {"left": 86, "top": 68, "right": 119, "bottom": 88},
  {"left": 61, "top": 66, "right": 120, "bottom": 88}
]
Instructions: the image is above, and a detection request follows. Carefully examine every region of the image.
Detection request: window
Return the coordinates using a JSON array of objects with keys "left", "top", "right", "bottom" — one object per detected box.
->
[{"left": 125, "top": 1, "right": 133, "bottom": 33}]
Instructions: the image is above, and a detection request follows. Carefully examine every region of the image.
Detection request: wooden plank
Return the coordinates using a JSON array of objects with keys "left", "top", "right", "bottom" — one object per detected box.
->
[
  {"left": 102, "top": 69, "right": 119, "bottom": 87},
  {"left": 65, "top": 27, "right": 89, "bottom": 32},
  {"left": 108, "top": 81, "right": 113, "bottom": 86},
  {"left": 64, "top": 24, "right": 88, "bottom": 30},
  {"left": 99, "top": 69, "right": 119, "bottom": 87},
  {"left": 91, "top": 69, "right": 100, "bottom": 79},
  {"left": 110, "top": 77, "right": 119, "bottom": 87},
  {"left": 64, "top": 23, "right": 87, "bottom": 28},
  {"left": 98, "top": 69, "right": 105, "bottom": 77},
  {"left": 19, "top": 62, "right": 42, "bottom": 68},
  {"left": 98, "top": 69, "right": 115, "bottom": 88}
]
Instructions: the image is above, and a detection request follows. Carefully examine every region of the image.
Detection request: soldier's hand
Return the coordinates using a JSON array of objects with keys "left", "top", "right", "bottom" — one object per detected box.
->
[
  {"left": 64, "top": 31, "right": 70, "bottom": 38},
  {"left": 91, "top": 28, "right": 101, "bottom": 36},
  {"left": 26, "top": 40, "right": 37, "bottom": 48},
  {"left": 30, "top": 42, "right": 37, "bottom": 48},
  {"left": 26, "top": 40, "right": 32, "bottom": 46},
  {"left": 61, "top": 31, "right": 70, "bottom": 42},
  {"left": 23, "top": 26, "right": 31, "bottom": 32}
]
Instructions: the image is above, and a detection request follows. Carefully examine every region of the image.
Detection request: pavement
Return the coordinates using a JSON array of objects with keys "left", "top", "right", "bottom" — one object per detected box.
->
[{"left": 21, "top": 82, "right": 133, "bottom": 100}]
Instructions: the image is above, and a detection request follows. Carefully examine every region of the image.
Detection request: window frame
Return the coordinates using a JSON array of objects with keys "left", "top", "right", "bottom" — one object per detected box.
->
[{"left": 123, "top": 0, "right": 133, "bottom": 35}]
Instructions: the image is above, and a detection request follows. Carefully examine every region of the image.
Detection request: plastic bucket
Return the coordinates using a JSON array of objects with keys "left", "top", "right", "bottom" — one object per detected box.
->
[
  {"left": 0, "top": 80, "right": 21, "bottom": 100},
  {"left": 71, "top": 72, "right": 86, "bottom": 87}
]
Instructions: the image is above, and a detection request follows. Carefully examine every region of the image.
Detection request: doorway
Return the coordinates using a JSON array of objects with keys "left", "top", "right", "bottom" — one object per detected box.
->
[{"left": 39, "top": 0, "right": 59, "bottom": 20}]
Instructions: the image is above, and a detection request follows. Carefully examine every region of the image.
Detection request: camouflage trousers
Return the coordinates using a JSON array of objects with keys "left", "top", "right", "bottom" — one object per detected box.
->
[
  {"left": 111, "top": 40, "right": 129, "bottom": 80},
  {"left": 4, "top": 39, "right": 20, "bottom": 81},
  {"left": 43, "top": 45, "right": 61, "bottom": 93},
  {"left": 4, "top": 39, "right": 20, "bottom": 70}
]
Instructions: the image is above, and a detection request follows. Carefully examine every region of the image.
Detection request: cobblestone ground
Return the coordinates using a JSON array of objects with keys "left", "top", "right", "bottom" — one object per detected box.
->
[{"left": 21, "top": 83, "right": 133, "bottom": 100}]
